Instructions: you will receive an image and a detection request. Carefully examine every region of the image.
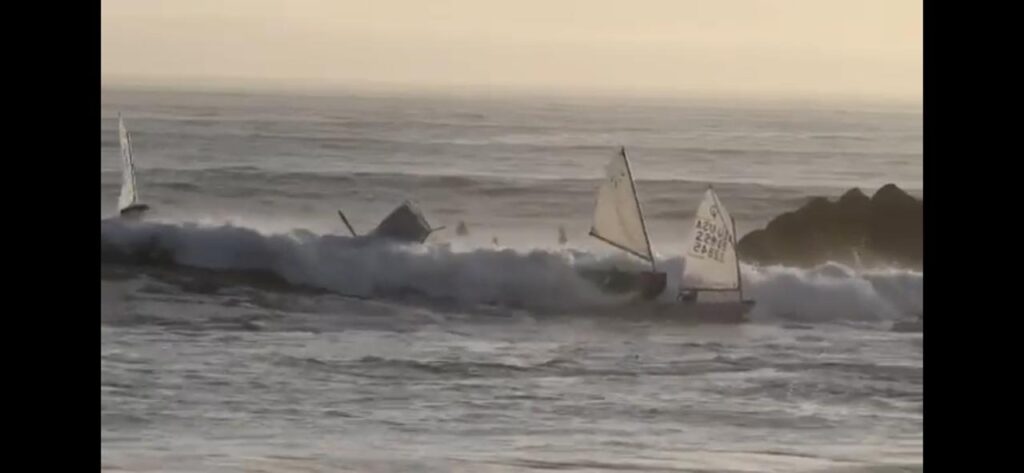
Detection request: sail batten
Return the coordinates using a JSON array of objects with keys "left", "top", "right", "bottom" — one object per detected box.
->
[{"left": 589, "top": 148, "right": 654, "bottom": 263}]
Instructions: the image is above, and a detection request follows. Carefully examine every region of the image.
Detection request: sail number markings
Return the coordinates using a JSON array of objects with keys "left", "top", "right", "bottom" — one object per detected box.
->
[{"left": 691, "top": 218, "right": 731, "bottom": 262}]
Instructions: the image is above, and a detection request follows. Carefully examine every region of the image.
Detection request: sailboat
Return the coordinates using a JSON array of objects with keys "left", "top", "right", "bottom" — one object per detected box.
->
[
  {"left": 117, "top": 114, "right": 150, "bottom": 220},
  {"left": 585, "top": 147, "right": 666, "bottom": 299},
  {"left": 558, "top": 225, "right": 568, "bottom": 245},
  {"left": 674, "top": 187, "right": 755, "bottom": 322},
  {"left": 336, "top": 200, "right": 446, "bottom": 244}
]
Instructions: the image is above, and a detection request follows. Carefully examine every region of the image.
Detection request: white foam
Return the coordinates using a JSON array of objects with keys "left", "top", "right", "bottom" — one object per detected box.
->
[{"left": 101, "top": 220, "right": 922, "bottom": 321}]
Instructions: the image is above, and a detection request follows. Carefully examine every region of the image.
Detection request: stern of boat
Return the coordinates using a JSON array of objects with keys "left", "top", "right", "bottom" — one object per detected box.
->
[
  {"left": 637, "top": 271, "right": 667, "bottom": 300},
  {"left": 119, "top": 203, "right": 150, "bottom": 221}
]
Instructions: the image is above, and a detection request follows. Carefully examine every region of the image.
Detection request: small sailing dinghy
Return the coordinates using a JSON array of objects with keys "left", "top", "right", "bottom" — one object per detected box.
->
[
  {"left": 584, "top": 147, "right": 666, "bottom": 299},
  {"left": 674, "top": 187, "right": 755, "bottom": 323},
  {"left": 336, "top": 201, "right": 446, "bottom": 244},
  {"left": 117, "top": 114, "right": 150, "bottom": 220},
  {"left": 558, "top": 225, "right": 568, "bottom": 245},
  {"left": 456, "top": 221, "right": 469, "bottom": 237}
]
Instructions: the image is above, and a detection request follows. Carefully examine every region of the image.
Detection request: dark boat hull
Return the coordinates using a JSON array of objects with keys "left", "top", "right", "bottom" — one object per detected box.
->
[
  {"left": 118, "top": 203, "right": 150, "bottom": 221},
  {"left": 370, "top": 202, "right": 433, "bottom": 243},
  {"left": 577, "top": 268, "right": 666, "bottom": 300}
]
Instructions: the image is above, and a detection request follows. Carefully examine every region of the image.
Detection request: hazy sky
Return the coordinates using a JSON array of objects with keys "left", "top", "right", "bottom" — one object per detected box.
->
[{"left": 102, "top": 0, "right": 921, "bottom": 101}]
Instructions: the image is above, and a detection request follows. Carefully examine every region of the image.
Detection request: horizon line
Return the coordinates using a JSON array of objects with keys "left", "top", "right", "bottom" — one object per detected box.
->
[{"left": 101, "top": 75, "right": 922, "bottom": 109}]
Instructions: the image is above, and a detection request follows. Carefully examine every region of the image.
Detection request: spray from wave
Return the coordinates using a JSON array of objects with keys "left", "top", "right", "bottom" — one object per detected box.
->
[
  {"left": 743, "top": 263, "right": 921, "bottom": 322},
  {"left": 101, "top": 219, "right": 614, "bottom": 311},
  {"left": 101, "top": 220, "right": 921, "bottom": 321}
]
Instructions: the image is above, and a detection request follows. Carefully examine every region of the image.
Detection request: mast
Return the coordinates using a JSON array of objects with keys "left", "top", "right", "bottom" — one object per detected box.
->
[
  {"left": 620, "top": 147, "right": 657, "bottom": 272},
  {"left": 337, "top": 210, "right": 358, "bottom": 236},
  {"left": 731, "top": 214, "right": 743, "bottom": 300},
  {"left": 706, "top": 185, "right": 743, "bottom": 299},
  {"left": 126, "top": 125, "right": 137, "bottom": 204}
]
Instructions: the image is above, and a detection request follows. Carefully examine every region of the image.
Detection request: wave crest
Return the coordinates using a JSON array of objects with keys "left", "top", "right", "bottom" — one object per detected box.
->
[{"left": 101, "top": 220, "right": 921, "bottom": 322}]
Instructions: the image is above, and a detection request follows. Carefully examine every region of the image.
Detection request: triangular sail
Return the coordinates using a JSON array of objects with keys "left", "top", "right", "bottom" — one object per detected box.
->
[
  {"left": 118, "top": 115, "right": 140, "bottom": 212},
  {"left": 589, "top": 148, "right": 654, "bottom": 263},
  {"left": 558, "top": 225, "right": 568, "bottom": 245},
  {"left": 681, "top": 188, "right": 740, "bottom": 290}
]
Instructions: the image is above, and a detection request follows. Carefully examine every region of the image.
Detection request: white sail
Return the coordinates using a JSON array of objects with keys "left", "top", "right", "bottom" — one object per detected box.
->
[
  {"left": 589, "top": 148, "right": 653, "bottom": 262},
  {"left": 118, "top": 115, "right": 140, "bottom": 212},
  {"left": 681, "top": 188, "right": 740, "bottom": 290}
]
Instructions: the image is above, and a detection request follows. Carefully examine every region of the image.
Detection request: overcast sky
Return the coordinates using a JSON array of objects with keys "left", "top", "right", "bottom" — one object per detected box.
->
[{"left": 102, "top": 0, "right": 921, "bottom": 101}]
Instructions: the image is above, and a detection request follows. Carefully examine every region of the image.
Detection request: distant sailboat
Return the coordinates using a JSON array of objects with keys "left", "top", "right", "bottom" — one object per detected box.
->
[
  {"left": 675, "top": 187, "right": 755, "bottom": 322},
  {"left": 456, "top": 221, "right": 469, "bottom": 237},
  {"left": 587, "top": 147, "right": 665, "bottom": 299},
  {"left": 558, "top": 225, "right": 568, "bottom": 245},
  {"left": 117, "top": 114, "right": 150, "bottom": 220}
]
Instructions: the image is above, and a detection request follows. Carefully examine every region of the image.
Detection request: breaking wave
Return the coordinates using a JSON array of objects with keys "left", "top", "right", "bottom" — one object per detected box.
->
[{"left": 101, "top": 220, "right": 921, "bottom": 322}]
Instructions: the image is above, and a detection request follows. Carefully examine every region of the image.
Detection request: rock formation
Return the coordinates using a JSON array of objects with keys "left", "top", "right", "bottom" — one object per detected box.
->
[{"left": 737, "top": 184, "right": 922, "bottom": 269}]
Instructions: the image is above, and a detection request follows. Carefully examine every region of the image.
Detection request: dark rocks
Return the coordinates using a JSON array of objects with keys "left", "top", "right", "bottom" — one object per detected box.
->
[{"left": 737, "top": 184, "right": 922, "bottom": 269}]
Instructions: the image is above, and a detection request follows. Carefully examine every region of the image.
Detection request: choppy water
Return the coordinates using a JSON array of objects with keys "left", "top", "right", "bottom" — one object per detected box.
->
[{"left": 101, "top": 88, "right": 922, "bottom": 472}]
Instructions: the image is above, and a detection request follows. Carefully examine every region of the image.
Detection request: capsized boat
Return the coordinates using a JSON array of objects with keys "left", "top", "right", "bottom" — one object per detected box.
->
[{"left": 337, "top": 200, "right": 445, "bottom": 244}]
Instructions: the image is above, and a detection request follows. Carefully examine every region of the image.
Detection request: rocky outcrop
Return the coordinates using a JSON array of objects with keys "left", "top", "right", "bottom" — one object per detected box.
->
[{"left": 737, "top": 184, "right": 922, "bottom": 269}]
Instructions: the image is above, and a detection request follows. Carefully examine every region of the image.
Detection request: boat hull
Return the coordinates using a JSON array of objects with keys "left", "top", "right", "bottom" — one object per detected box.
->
[
  {"left": 118, "top": 204, "right": 150, "bottom": 221},
  {"left": 369, "top": 202, "right": 434, "bottom": 243},
  {"left": 636, "top": 271, "right": 667, "bottom": 299},
  {"left": 577, "top": 268, "right": 666, "bottom": 300}
]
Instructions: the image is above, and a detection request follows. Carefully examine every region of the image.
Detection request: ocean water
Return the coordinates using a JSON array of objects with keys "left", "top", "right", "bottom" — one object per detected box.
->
[{"left": 100, "top": 88, "right": 923, "bottom": 472}]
